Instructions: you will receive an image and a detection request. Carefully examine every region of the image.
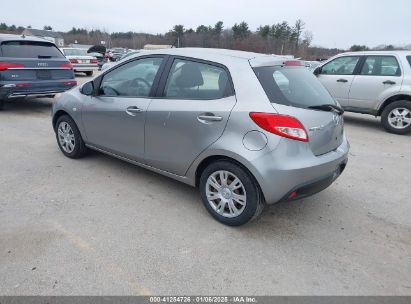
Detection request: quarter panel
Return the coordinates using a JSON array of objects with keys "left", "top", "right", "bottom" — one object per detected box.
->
[{"left": 185, "top": 108, "right": 283, "bottom": 195}]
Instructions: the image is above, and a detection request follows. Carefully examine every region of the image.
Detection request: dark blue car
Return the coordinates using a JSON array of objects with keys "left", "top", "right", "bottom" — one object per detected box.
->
[{"left": 0, "top": 34, "right": 76, "bottom": 110}]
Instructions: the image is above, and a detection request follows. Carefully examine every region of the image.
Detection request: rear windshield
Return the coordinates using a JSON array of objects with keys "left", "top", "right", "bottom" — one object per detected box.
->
[
  {"left": 0, "top": 41, "right": 64, "bottom": 58},
  {"left": 253, "top": 66, "right": 336, "bottom": 108},
  {"left": 62, "top": 49, "right": 88, "bottom": 56}
]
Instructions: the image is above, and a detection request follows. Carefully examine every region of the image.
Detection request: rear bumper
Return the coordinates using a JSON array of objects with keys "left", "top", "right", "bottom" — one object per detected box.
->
[
  {"left": 6, "top": 90, "right": 66, "bottom": 98},
  {"left": 253, "top": 137, "right": 350, "bottom": 204},
  {"left": 278, "top": 159, "right": 347, "bottom": 202},
  {"left": 0, "top": 81, "right": 76, "bottom": 100}
]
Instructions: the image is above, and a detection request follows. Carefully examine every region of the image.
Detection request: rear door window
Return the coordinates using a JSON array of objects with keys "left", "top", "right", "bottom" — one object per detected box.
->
[
  {"left": 360, "top": 56, "right": 401, "bottom": 76},
  {"left": 254, "top": 66, "right": 336, "bottom": 108},
  {"left": 0, "top": 41, "right": 64, "bottom": 58},
  {"left": 163, "top": 59, "right": 232, "bottom": 100},
  {"left": 320, "top": 56, "right": 360, "bottom": 75}
]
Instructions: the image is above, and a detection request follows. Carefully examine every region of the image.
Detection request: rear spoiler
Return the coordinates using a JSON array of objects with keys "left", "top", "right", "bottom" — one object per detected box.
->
[{"left": 249, "top": 55, "right": 303, "bottom": 68}]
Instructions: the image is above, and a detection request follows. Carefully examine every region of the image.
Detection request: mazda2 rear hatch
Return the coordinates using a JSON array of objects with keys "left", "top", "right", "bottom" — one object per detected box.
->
[{"left": 253, "top": 62, "right": 344, "bottom": 156}]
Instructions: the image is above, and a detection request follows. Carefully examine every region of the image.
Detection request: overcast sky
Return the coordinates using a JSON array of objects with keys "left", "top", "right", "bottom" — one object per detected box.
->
[{"left": 2, "top": 0, "right": 410, "bottom": 49}]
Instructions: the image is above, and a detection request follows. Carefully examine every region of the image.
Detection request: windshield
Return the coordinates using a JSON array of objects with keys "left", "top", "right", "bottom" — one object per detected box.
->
[
  {"left": 253, "top": 66, "right": 336, "bottom": 109},
  {"left": 120, "top": 51, "right": 139, "bottom": 60},
  {"left": 1, "top": 41, "right": 64, "bottom": 58},
  {"left": 62, "top": 48, "right": 88, "bottom": 56}
]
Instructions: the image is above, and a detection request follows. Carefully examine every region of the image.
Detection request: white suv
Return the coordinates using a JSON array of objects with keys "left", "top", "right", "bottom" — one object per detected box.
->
[{"left": 314, "top": 51, "right": 411, "bottom": 134}]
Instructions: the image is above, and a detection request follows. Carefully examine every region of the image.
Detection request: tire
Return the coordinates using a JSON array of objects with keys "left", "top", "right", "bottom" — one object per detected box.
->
[
  {"left": 381, "top": 100, "right": 411, "bottom": 135},
  {"left": 55, "top": 115, "right": 88, "bottom": 159},
  {"left": 199, "top": 160, "right": 264, "bottom": 226},
  {"left": 85, "top": 71, "right": 93, "bottom": 76}
]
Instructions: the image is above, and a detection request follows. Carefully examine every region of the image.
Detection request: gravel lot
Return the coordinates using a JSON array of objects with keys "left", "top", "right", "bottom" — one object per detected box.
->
[{"left": 0, "top": 73, "right": 410, "bottom": 295}]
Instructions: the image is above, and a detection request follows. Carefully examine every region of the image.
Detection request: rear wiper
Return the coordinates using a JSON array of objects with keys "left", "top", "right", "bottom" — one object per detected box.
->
[{"left": 308, "top": 104, "right": 344, "bottom": 115}]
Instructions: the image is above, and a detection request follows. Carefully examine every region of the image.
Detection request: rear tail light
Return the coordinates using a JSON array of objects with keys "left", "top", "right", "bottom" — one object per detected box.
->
[
  {"left": 283, "top": 60, "right": 303, "bottom": 67},
  {"left": 90, "top": 59, "right": 98, "bottom": 64},
  {"left": 0, "top": 62, "right": 25, "bottom": 71},
  {"left": 63, "top": 81, "right": 77, "bottom": 86},
  {"left": 60, "top": 62, "right": 73, "bottom": 69},
  {"left": 16, "top": 83, "right": 31, "bottom": 87},
  {"left": 249, "top": 112, "right": 308, "bottom": 142},
  {"left": 69, "top": 58, "right": 78, "bottom": 64}
]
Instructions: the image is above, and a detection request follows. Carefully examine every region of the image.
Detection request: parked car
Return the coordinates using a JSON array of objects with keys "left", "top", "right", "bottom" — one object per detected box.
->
[
  {"left": 60, "top": 48, "right": 98, "bottom": 76},
  {"left": 107, "top": 48, "right": 129, "bottom": 62},
  {"left": 52, "top": 48, "right": 349, "bottom": 226},
  {"left": 0, "top": 34, "right": 76, "bottom": 110},
  {"left": 314, "top": 51, "right": 411, "bottom": 134},
  {"left": 87, "top": 52, "right": 105, "bottom": 70},
  {"left": 101, "top": 50, "right": 143, "bottom": 71},
  {"left": 304, "top": 60, "right": 321, "bottom": 71}
]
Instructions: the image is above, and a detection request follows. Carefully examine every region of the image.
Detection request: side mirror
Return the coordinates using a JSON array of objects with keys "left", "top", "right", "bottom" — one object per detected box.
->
[
  {"left": 81, "top": 81, "right": 94, "bottom": 96},
  {"left": 313, "top": 67, "right": 321, "bottom": 76}
]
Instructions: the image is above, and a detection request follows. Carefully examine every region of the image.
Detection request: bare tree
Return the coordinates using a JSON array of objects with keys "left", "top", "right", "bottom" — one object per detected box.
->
[{"left": 293, "top": 19, "right": 305, "bottom": 52}]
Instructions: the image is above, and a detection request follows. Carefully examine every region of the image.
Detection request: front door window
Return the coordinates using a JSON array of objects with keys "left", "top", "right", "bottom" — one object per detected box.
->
[
  {"left": 99, "top": 57, "right": 163, "bottom": 97},
  {"left": 321, "top": 56, "right": 360, "bottom": 75}
]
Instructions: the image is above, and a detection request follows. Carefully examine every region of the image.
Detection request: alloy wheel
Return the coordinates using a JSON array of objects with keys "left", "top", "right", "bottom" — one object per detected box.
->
[
  {"left": 205, "top": 170, "right": 247, "bottom": 218},
  {"left": 387, "top": 107, "right": 411, "bottom": 129},
  {"left": 58, "top": 122, "right": 76, "bottom": 153}
]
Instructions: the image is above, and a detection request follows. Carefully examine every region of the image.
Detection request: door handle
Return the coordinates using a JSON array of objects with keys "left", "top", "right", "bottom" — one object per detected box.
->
[
  {"left": 336, "top": 79, "right": 348, "bottom": 83},
  {"left": 197, "top": 114, "right": 223, "bottom": 122},
  {"left": 383, "top": 80, "right": 396, "bottom": 85},
  {"left": 126, "top": 106, "right": 143, "bottom": 116}
]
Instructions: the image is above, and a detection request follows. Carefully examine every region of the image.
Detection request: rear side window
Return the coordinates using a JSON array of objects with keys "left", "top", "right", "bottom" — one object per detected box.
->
[
  {"left": 360, "top": 56, "right": 401, "bottom": 76},
  {"left": 164, "top": 59, "right": 232, "bottom": 100},
  {"left": 0, "top": 41, "right": 64, "bottom": 58},
  {"left": 254, "top": 66, "right": 336, "bottom": 108},
  {"left": 407, "top": 56, "right": 411, "bottom": 67}
]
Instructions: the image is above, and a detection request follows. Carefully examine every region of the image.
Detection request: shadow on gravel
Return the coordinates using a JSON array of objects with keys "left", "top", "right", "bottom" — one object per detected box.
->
[
  {"left": 343, "top": 114, "right": 382, "bottom": 130},
  {"left": 84, "top": 150, "right": 324, "bottom": 234},
  {"left": 344, "top": 113, "right": 411, "bottom": 137},
  {"left": 0, "top": 98, "right": 54, "bottom": 115}
]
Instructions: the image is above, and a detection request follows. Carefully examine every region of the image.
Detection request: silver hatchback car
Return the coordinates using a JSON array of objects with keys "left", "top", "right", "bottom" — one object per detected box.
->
[{"left": 52, "top": 48, "right": 349, "bottom": 226}]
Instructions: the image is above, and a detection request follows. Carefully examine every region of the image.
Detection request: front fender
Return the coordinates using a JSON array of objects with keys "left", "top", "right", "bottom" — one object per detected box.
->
[{"left": 52, "top": 87, "right": 87, "bottom": 139}]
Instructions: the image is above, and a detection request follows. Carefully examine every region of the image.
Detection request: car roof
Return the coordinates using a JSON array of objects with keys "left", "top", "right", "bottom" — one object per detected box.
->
[
  {"left": 0, "top": 33, "right": 51, "bottom": 43},
  {"left": 339, "top": 50, "right": 411, "bottom": 56},
  {"left": 132, "top": 47, "right": 292, "bottom": 67},
  {"left": 144, "top": 47, "right": 263, "bottom": 59}
]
